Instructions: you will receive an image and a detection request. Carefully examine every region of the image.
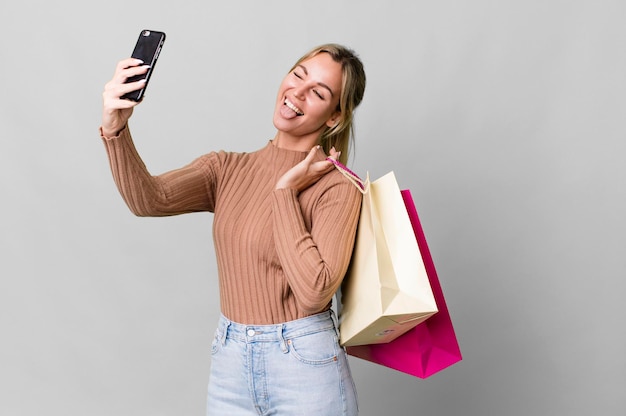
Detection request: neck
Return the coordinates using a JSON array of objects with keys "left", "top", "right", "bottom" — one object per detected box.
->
[{"left": 273, "top": 131, "right": 321, "bottom": 152}]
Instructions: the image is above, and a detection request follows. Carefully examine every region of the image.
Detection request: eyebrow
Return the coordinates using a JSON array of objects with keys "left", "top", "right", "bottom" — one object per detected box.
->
[{"left": 297, "top": 64, "right": 336, "bottom": 98}]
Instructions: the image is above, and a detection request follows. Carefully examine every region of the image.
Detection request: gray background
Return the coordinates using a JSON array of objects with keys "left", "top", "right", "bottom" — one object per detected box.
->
[{"left": 1, "top": 1, "right": 624, "bottom": 415}]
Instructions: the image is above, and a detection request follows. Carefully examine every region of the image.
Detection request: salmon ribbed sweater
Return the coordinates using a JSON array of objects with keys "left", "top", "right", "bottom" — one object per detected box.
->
[{"left": 101, "top": 127, "right": 362, "bottom": 325}]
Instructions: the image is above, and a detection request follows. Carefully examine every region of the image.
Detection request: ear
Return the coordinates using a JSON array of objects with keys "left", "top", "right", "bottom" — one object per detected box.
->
[{"left": 325, "top": 111, "right": 342, "bottom": 129}]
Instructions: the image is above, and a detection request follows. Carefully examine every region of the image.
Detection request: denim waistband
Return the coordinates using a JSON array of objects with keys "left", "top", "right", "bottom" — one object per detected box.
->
[{"left": 216, "top": 310, "right": 337, "bottom": 344}]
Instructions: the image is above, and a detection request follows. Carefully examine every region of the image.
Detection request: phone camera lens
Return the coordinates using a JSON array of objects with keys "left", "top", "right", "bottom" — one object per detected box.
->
[{"left": 142, "top": 30, "right": 151, "bottom": 37}]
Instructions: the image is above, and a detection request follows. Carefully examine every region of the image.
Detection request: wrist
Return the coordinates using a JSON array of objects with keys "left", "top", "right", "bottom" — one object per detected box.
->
[{"left": 100, "top": 125, "right": 125, "bottom": 139}]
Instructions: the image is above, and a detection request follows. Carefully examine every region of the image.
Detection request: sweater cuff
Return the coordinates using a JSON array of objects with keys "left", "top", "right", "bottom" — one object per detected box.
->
[
  {"left": 99, "top": 125, "right": 129, "bottom": 141},
  {"left": 272, "top": 188, "right": 304, "bottom": 225},
  {"left": 273, "top": 187, "right": 300, "bottom": 205}
]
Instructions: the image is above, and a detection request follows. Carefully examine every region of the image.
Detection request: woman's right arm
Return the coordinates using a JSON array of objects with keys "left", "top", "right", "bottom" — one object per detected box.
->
[{"left": 100, "top": 59, "right": 217, "bottom": 216}]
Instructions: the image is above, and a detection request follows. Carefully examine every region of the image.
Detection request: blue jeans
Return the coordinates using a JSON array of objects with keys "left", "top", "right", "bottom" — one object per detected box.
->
[{"left": 207, "top": 311, "right": 358, "bottom": 415}]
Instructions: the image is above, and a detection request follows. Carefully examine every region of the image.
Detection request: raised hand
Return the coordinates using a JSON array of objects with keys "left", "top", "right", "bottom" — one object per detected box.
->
[
  {"left": 275, "top": 146, "right": 341, "bottom": 193},
  {"left": 101, "top": 58, "right": 150, "bottom": 137}
]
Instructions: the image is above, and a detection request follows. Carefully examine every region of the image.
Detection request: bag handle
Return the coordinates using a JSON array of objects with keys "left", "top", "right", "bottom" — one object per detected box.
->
[{"left": 326, "top": 157, "right": 368, "bottom": 193}]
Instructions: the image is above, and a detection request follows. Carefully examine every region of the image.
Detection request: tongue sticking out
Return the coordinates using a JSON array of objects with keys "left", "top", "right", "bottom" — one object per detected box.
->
[{"left": 280, "top": 102, "right": 300, "bottom": 119}]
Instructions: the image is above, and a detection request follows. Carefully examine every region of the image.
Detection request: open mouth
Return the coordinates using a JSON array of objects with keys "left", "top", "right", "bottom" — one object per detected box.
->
[{"left": 284, "top": 98, "right": 304, "bottom": 116}]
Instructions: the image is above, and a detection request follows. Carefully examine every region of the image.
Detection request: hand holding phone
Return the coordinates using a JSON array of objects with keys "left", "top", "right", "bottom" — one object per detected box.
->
[{"left": 122, "top": 30, "right": 166, "bottom": 102}]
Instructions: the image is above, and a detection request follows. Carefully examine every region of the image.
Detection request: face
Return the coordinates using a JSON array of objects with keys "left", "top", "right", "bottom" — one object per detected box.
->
[{"left": 272, "top": 52, "right": 343, "bottom": 144}]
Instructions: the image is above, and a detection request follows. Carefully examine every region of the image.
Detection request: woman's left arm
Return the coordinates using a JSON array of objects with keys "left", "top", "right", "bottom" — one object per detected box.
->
[{"left": 272, "top": 179, "right": 362, "bottom": 314}]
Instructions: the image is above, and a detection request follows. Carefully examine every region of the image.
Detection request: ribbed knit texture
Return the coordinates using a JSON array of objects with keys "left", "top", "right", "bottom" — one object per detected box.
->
[{"left": 101, "top": 127, "right": 362, "bottom": 324}]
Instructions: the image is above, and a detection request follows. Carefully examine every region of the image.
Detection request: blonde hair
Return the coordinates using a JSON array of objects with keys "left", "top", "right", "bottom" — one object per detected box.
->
[{"left": 289, "top": 44, "right": 366, "bottom": 165}]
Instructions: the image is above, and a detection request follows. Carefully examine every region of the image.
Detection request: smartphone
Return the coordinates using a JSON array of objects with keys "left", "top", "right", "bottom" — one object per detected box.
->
[{"left": 122, "top": 30, "right": 166, "bottom": 102}]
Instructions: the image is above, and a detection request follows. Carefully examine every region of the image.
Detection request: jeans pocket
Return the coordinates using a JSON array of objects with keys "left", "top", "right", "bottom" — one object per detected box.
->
[
  {"left": 211, "top": 328, "right": 224, "bottom": 355},
  {"left": 288, "top": 328, "right": 339, "bottom": 366}
]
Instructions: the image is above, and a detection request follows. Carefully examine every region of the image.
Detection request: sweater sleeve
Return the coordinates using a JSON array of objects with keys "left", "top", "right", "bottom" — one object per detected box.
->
[
  {"left": 271, "top": 179, "right": 362, "bottom": 314},
  {"left": 100, "top": 126, "right": 218, "bottom": 216}
]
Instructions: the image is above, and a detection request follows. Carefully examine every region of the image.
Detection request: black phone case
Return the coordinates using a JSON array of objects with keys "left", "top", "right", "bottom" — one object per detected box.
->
[{"left": 122, "top": 30, "right": 166, "bottom": 102}]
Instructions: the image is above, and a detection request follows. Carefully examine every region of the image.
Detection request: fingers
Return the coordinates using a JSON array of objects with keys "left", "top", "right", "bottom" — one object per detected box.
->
[
  {"left": 103, "top": 59, "right": 150, "bottom": 107},
  {"left": 294, "top": 146, "right": 323, "bottom": 164},
  {"left": 103, "top": 78, "right": 146, "bottom": 104},
  {"left": 101, "top": 58, "right": 148, "bottom": 135},
  {"left": 327, "top": 146, "right": 341, "bottom": 161},
  {"left": 313, "top": 145, "right": 342, "bottom": 171},
  {"left": 275, "top": 146, "right": 336, "bottom": 191},
  {"left": 309, "top": 145, "right": 340, "bottom": 161},
  {"left": 113, "top": 58, "right": 146, "bottom": 82},
  {"left": 104, "top": 58, "right": 149, "bottom": 98},
  {"left": 307, "top": 149, "right": 335, "bottom": 177},
  {"left": 108, "top": 61, "right": 150, "bottom": 96},
  {"left": 304, "top": 145, "right": 332, "bottom": 172},
  {"left": 115, "top": 62, "right": 150, "bottom": 84},
  {"left": 117, "top": 57, "right": 145, "bottom": 71}
]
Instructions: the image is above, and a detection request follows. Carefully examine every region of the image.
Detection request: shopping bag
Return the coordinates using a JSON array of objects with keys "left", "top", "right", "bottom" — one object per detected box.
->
[
  {"left": 331, "top": 165, "right": 438, "bottom": 347},
  {"left": 346, "top": 189, "right": 462, "bottom": 378}
]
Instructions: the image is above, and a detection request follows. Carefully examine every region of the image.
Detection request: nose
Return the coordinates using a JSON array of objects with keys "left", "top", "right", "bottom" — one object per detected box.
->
[{"left": 292, "top": 87, "right": 304, "bottom": 100}]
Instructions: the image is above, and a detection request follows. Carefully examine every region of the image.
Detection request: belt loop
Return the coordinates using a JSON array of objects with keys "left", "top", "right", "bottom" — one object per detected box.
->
[
  {"left": 329, "top": 309, "right": 340, "bottom": 337},
  {"left": 279, "top": 324, "right": 288, "bottom": 354},
  {"left": 222, "top": 319, "right": 231, "bottom": 346}
]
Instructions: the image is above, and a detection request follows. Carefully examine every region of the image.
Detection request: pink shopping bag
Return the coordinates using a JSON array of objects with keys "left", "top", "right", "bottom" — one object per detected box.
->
[{"left": 346, "top": 189, "right": 462, "bottom": 379}]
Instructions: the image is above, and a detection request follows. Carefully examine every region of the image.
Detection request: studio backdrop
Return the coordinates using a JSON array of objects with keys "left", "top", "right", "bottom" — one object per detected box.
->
[{"left": 1, "top": 1, "right": 625, "bottom": 415}]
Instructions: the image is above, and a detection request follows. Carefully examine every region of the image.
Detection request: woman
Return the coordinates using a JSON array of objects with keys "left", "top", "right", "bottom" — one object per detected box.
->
[{"left": 100, "top": 43, "right": 366, "bottom": 415}]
